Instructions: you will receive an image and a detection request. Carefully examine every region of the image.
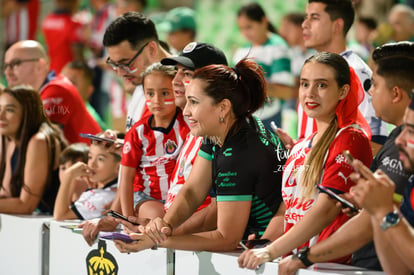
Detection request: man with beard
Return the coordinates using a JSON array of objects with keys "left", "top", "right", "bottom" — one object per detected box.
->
[{"left": 349, "top": 100, "right": 414, "bottom": 274}]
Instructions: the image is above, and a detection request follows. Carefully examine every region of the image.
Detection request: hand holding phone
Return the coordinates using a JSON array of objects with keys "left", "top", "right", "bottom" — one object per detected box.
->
[
  {"left": 316, "top": 185, "right": 359, "bottom": 213},
  {"left": 99, "top": 232, "right": 134, "bottom": 243},
  {"left": 107, "top": 210, "right": 140, "bottom": 226}
]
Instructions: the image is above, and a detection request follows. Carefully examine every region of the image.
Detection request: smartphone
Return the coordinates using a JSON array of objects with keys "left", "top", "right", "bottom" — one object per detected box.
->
[
  {"left": 99, "top": 232, "right": 134, "bottom": 243},
  {"left": 107, "top": 210, "right": 140, "bottom": 226},
  {"left": 79, "top": 133, "right": 124, "bottom": 145},
  {"left": 316, "top": 185, "right": 359, "bottom": 213},
  {"left": 240, "top": 239, "right": 270, "bottom": 249}
]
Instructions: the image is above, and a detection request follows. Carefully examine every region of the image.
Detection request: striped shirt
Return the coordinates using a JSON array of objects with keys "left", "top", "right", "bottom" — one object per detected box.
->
[{"left": 121, "top": 110, "right": 189, "bottom": 200}]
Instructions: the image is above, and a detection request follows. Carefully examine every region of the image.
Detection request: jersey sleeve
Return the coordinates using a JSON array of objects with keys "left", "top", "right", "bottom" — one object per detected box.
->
[
  {"left": 40, "top": 84, "right": 74, "bottom": 126},
  {"left": 120, "top": 126, "right": 143, "bottom": 168},
  {"left": 198, "top": 139, "right": 214, "bottom": 161},
  {"left": 321, "top": 128, "right": 372, "bottom": 193}
]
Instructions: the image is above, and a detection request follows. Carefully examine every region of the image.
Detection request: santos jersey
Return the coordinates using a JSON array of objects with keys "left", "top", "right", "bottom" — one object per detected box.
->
[
  {"left": 198, "top": 117, "right": 286, "bottom": 238},
  {"left": 121, "top": 109, "right": 189, "bottom": 200},
  {"left": 71, "top": 179, "right": 117, "bottom": 220},
  {"left": 282, "top": 126, "right": 372, "bottom": 262}
]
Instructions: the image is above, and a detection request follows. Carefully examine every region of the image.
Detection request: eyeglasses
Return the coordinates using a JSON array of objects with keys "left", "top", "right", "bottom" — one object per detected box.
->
[
  {"left": 3, "top": 58, "right": 40, "bottom": 71},
  {"left": 106, "top": 42, "right": 150, "bottom": 74}
]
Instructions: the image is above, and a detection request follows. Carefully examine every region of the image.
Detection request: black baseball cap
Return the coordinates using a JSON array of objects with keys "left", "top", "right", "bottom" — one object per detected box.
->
[{"left": 161, "top": 42, "right": 228, "bottom": 69}]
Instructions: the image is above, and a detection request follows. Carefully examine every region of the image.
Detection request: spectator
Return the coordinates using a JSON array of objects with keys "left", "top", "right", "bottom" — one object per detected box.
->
[
  {"left": 61, "top": 61, "right": 107, "bottom": 130},
  {"left": 80, "top": 42, "right": 229, "bottom": 245},
  {"left": 162, "top": 7, "right": 196, "bottom": 53},
  {"left": 278, "top": 12, "right": 316, "bottom": 139},
  {"left": 3, "top": 40, "right": 102, "bottom": 144},
  {"left": 299, "top": 0, "right": 388, "bottom": 155},
  {"left": 119, "top": 63, "right": 189, "bottom": 219},
  {"left": 113, "top": 59, "right": 286, "bottom": 253},
  {"left": 233, "top": 3, "right": 294, "bottom": 130},
  {"left": 54, "top": 139, "right": 120, "bottom": 221},
  {"left": 349, "top": 99, "right": 414, "bottom": 274},
  {"left": 103, "top": 11, "right": 171, "bottom": 130},
  {"left": 388, "top": 4, "right": 414, "bottom": 42},
  {"left": 349, "top": 17, "right": 378, "bottom": 62},
  {"left": 1, "top": 0, "right": 39, "bottom": 50},
  {"left": 58, "top": 142, "right": 89, "bottom": 182},
  {"left": 42, "top": 0, "right": 85, "bottom": 74},
  {"left": 0, "top": 86, "right": 67, "bottom": 214},
  {"left": 276, "top": 41, "right": 414, "bottom": 274},
  {"left": 238, "top": 52, "right": 372, "bottom": 269}
]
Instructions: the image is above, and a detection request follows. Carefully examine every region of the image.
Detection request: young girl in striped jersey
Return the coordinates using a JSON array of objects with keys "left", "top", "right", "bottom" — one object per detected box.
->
[{"left": 119, "top": 63, "right": 189, "bottom": 220}]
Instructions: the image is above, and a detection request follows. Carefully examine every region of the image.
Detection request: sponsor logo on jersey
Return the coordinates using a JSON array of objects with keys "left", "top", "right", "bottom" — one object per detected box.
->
[
  {"left": 222, "top": 148, "right": 232, "bottom": 157},
  {"left": 86, "top": 240, "right": 118, "bottom": 275}
]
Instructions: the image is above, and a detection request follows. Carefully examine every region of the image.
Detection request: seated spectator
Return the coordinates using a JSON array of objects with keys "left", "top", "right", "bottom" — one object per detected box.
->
[
  {"left": 3, "top": 40, "right": 102, "bottom": 144},
  {"left": 0, "top": 86, "right": 67, "bottom": 214},
  {"left": 113, "top": 59, "right": 286, "bottom": 253},
  {"left": 119, "top": 63, "right": 189, "bottom": 219},
  {"left": 238, "top": 52, "right": 372, "bottom": 269},
  {"left": 54, "top": 139, "right": 120, "bottom": 220},
  {"left": 61, "top": 61, "right": 107, "bottom": 130},
  {"left": 276, "top": 41, "right": 414, "bottom": 274}
]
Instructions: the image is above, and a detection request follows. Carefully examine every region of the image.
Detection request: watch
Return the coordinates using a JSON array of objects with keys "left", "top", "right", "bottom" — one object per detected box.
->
[
  {"left": 295, "top": 246, "right": 314, "bottom": 267},
  {"left": 380, "top": 210, "right": 401, "bottom": 231}
]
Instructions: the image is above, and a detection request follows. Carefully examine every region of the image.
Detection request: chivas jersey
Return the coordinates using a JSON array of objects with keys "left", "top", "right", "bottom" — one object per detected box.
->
[
  {"left": 121, "top": 110, "right": 189, "bottom": 200},
  {"left": 165, "top": 134, "right": 211, "bottom": 211},
  {"left": 282, "top": 126, "right": 372, "bottom": 262}
]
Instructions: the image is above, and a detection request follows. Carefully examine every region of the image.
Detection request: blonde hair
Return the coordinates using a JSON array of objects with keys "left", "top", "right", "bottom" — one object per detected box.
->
[{"left": 300, "top": 117, "right": 339, "bottom": 198}]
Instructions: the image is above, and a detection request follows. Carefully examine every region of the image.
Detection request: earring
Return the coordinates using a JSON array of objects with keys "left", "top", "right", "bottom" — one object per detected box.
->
[{"left": 220, "top": 117, "right": 225, "bottom": 123}]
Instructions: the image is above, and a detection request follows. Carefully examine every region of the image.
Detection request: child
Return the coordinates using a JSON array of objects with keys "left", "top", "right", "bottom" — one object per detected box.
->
[
  {"left": 54, "top": 140, "right": 121, "bottom": 220},
  {"left": 119, "top": 63, "right": 189, "bottom": 219}
]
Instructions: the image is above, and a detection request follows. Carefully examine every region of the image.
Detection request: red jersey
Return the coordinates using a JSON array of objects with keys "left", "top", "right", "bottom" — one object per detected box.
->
[
  {"left": 165, "top": 134, "right": 211, "bottom": 211},
  {"left": 40, "top": 73, "right": 102, "bottom": 144},
  {"left": 282, "top": 125, "right": 372, "bottom": 263},
  {"left": 42, "top": 10, "right": 84, "bottom": 73},
  {"left": 121, "top": 110, "right": 189, "bottom": 200},
  {"left": 5, "top": 0, "right": 39, "bottom": 47}
]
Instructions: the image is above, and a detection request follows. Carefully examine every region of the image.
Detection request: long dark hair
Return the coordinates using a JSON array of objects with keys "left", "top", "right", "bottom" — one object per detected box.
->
[
  {"left": 193, "top": 58, "right": 266, "bottom": 121},
  {"left": 0, "top": 87, "right": 66, "bottom": 199}
]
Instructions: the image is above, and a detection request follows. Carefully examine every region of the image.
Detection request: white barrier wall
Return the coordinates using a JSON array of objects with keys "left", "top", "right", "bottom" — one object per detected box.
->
[
  {"left": 0, "top": 214, "right": 52, "bottom": 275},
  {"left": 0, "top": 215, "right": 387, "bottom": 275},
  {"left": 49, "top": 220, "right": 173, "bottom": 275},
  {"left": 174, "top": 250, "right": 385, "bottom": 275}
]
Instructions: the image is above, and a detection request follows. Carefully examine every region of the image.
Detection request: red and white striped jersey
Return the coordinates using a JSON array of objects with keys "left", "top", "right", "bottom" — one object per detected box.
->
[
  {"left": 121, "top": 110, "right": 189, "bottom": 200},
  {"left": 5, "top": 0, "right": 39, "bottom": 47},
  {"left": 165, "top": 134, "right": 211, "bottom": 211}
]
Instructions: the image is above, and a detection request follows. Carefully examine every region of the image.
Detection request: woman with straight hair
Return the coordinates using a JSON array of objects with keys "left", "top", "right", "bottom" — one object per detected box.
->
[
  {"left": 238, "top": 52, "right": 373, "bottom": 269},
  {"left": 0, "top": 86, "right": 66, "bottom": 214}
]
